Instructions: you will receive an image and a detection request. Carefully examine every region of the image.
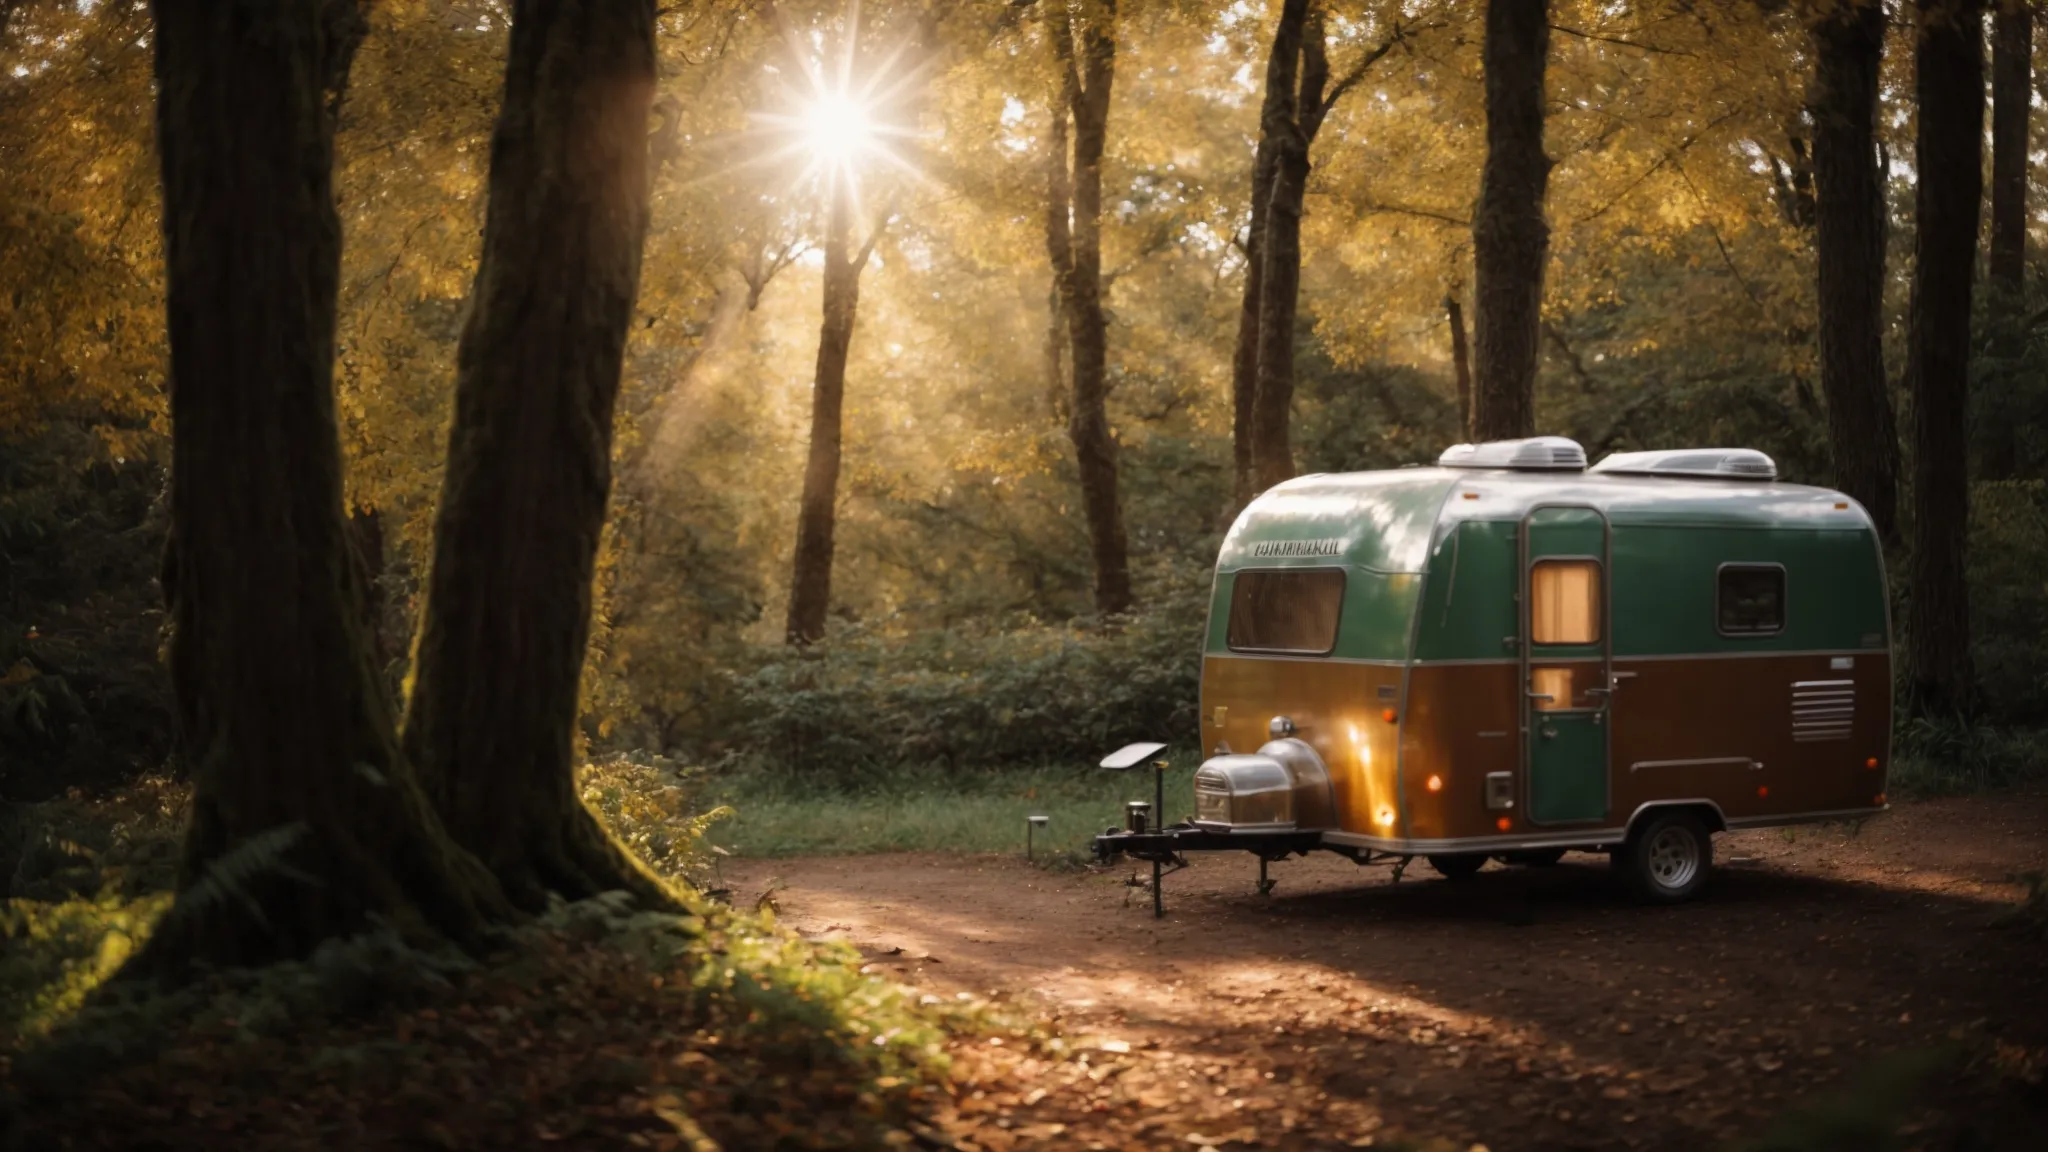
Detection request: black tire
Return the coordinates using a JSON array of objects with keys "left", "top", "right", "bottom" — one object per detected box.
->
[
  {"left": 1501, "top": 848, "right": 1567, "bottom": 867},
  {"left": 1618, "top": 810, "right": 1713, "bottom": 904},
  {"left": 1426, "top": 853, "right": 1486, "bottom": 880}
]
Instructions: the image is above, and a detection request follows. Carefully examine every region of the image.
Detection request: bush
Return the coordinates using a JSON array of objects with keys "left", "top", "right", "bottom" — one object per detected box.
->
[
  {"left": 719, "top": 585, "right": 1206, "bottom": 781},
  {"left": 1889, "top": 715, "right": 2048, "bottom": 797}
]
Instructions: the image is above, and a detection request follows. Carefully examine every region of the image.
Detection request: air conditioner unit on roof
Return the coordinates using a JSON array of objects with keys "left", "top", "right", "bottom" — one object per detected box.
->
[
  {"left": 1589, "top": 448, "right": 1778, "bottom": 482},
  {"left": 1436, "top": 436, "right": 1588, "bottom": 472}
]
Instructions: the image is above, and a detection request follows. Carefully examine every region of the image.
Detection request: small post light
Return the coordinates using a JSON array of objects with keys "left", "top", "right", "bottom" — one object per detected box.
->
[{"left": 1026, "top": 814, "right": 1049, "bottom": 860}]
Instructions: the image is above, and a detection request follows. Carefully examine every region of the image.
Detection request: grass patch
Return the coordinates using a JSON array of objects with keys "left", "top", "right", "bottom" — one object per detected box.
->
[{"left": 696, "top": 756, "right": 1201, "bottom": 861}]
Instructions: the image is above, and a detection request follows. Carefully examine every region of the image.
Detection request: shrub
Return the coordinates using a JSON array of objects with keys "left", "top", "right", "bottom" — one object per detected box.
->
[{"left": 719, "top": 584, "right": 1206, "bottom": 781}]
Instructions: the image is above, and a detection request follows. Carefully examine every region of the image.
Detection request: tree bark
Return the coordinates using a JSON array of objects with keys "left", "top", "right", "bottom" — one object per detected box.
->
[
  {"left": 1047, "top": 0, "right": 1132, "bottom": 616},
  {"left": 134, "top": 0, "right": 507, "bottom": 980},
  {"left": 402, "top": 0, "right": 674, "bottom": 912},
  {"left": 1904, "top": 0, "right": 1984, "bottom": 718},
  {"left": 1470, "top": 0, "right": 1551, "bottom": 443},
  {"left": 1229, "top": 0, "right": 1304, "bottom": 510},
  {"left": 1248, "top": 0, "right": 1328, "bottom": 494},
  {"left": 1447, "top": 292, "right": 1473, "bottom": 437},
  {"left": 1043, "top": 93, "right": 1073, "bottom": 423},
  {"left": 1808, "top": 0, "right": 1901, "bottom": 543},
  {"left": 1984, "top": 0, "right": 2031, "bottom": 479},
  {"left": 785, "top": 180, "right": 869, "bottom": 645}
]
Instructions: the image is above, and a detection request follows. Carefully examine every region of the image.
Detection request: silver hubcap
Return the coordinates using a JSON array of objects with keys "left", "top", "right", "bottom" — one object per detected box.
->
[{"left": 1645, "top": 825, "right": 1699, "bottom": 890}]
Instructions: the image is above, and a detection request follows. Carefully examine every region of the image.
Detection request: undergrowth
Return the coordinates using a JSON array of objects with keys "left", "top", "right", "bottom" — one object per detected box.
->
[
  {"left": 1888, "top": 716, "right": 2048, "bottom": 797},
  {"left": 3, "top": 891, "right": 1014, "bottom": 1150},
  {"left": 718, "top": 585, "right": 1206, "bottom": 782}
]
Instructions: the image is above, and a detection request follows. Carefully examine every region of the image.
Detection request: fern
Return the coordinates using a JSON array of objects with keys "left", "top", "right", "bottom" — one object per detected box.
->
[{"left": 154, "top": 823, "right": 317, "bottom": 936}]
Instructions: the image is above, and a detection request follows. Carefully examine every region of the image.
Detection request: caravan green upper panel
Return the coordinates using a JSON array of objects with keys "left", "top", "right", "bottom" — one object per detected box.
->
[
  {"left": 1214, "top": 464, "right": 1885, "bottom": 664},
  {"left": 1217, "top": 471, "right": 1459, "bottom": 575}
]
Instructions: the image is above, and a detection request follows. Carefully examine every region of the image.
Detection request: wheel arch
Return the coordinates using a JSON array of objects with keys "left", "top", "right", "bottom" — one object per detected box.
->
[{"left": 1623, "top": 799, "right": 1728, "bottom": 838}]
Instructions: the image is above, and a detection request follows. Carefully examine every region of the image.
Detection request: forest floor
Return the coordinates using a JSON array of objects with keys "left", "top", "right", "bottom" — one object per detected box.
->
[{"left": 723, "top": 792, "right": 2048, "bottom": 1152}]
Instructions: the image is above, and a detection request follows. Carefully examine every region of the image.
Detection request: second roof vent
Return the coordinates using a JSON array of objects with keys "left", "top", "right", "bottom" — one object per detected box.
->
[
  {"left": 1589, "top": 448, "right": 1778, "bottom": 482},
  {"left": 1437, "top": 436, "right": 1588, "bottom": 472}
]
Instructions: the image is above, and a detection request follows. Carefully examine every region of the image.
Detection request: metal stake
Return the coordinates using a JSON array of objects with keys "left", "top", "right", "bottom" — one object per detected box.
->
[
  {"left": 1027, "top": 814, "right": 1048, "bottom": 861},
  {"left": 1152, "top": 759, "right": 1167, "bottom": 919}
]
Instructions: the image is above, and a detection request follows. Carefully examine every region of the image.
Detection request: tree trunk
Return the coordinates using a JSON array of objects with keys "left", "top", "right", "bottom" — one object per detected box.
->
[
  {"left": 1229, "top": 0, "right": 1304, "bottom": 510},
  {"left": 1904, "top": 0, "right": 1984, "bottom": 718},
  {"left": 1049, "top": 0, "right": 1132, "bottom": 616},
  {"left": 1043, "top": 95, "right": 1073, "bottom": 424},
  {"left": 1248, "top": 0, "right": 1327, "bottom": 495},
  {"left": 401, "top": 0, "right": 673, "bottom": 912},
  {"left": 1808, "top": 0, "right": 1901, "bottom": 543},
  {"left": 1447, "top": 293, "right": 1473, "bottom": 437},
  {"left": 1470, "top": 0, "right": 1550, "bottom": 443},
  {"left": 134, "top": 0, "right": 507, "bottom": 980},
  {"left": 1984, "top": 0, "right": 2031, "bottom": 479},
  {"left": 786, "top": 181, "right": 862, "bottom": 645}
]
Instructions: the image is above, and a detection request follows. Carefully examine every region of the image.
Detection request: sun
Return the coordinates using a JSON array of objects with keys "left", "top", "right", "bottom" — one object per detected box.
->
[{"left": 797, "top": 90, "right": 881, "bottom": 172}]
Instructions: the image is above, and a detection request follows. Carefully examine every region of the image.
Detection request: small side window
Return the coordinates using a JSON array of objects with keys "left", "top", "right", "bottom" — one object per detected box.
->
[
  {"left": 1227, "top": 569, "right": 1346, "bottom": 655},
  {"left": 1718, "top": 564, "right": 1785, "bottom": 635},
  {"left": 1530, "top": 559, "right": 1601, "bottom": 645}
]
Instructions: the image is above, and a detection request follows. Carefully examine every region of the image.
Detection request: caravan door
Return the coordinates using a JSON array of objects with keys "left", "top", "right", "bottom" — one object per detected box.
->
[{"left": 1521, "top": 505, "right": 1612, "bottom": 825}]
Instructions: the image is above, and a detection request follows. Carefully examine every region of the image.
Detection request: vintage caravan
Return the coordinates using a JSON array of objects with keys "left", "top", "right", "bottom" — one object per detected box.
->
[{"left": 1094, "top": 437, "right": 1892, "bottom": 903}]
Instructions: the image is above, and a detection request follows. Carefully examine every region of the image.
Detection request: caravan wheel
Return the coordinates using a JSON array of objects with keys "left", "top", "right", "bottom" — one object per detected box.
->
[
  {"left": 1426, "top": 854, "right": 1485, "bottom": 880},
  {"left": 1618, "top": 811, "right": 1713, "bottom": 904}
]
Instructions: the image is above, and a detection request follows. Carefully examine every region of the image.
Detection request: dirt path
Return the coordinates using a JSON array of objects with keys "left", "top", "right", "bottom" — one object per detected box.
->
[{"left": 722, "top": 794, "right": 2048, "bottom": 1151}]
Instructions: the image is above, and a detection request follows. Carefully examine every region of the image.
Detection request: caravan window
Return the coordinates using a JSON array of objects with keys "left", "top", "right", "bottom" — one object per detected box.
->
[
  {"left": 1227, "top": 569, "right": 1345, "bottom": 655},
  {"left": 1530, "top": 560, "right": 1601, "bottom": 644},
  {"left": 1718, "top": 564, "right": 1786, "bottom": 635}
]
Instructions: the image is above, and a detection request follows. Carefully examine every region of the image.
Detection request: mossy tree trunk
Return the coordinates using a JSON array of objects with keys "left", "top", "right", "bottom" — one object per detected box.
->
[
  {"left": 401, "top": 0, "right": 673, "bottom": 912},
  {"left": 1904, "top": 0, "right": 1984, "bottom": 719},
  {"left": 1046, "top": 0, "right": 1131, "bottom": 617},
  {"left": 1808, "top": 0, "right": 1901, "bottom": 543},
  {"left": 134, "top": 0, "right": 509, "bottom": 980},
  {"left": 1470, "top": 0, "right": 1550, "bottom": 443}
]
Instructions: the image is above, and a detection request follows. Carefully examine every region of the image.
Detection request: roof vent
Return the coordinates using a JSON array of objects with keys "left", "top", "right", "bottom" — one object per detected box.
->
[
  {"left": 1589, "top": 448, "right": 1778, "bottom": 482},
  {"left": 1437, "top": 436, "right": 1588, "bottom": 472}
]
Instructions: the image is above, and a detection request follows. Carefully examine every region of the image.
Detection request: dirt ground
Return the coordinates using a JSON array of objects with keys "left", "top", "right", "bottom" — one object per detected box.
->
[{"left": 722, "top": 793, "right": 2048, "bottom": 1151}]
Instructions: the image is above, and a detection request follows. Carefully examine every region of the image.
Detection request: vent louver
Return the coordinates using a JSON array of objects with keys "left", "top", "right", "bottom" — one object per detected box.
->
[
  {"left": 1589, "top": 448, "right": 1778, "bottom": 482},
  {"left": 1436, "top": 436, "right": 1588, "bottom": 472}
]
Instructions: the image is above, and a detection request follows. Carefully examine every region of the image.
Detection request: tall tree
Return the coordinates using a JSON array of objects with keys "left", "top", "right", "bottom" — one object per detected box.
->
[
  {"left": 1235, "top": 3, "right": 1406, "bottom": 500},
  {"left": 1447, "top": 290, "right": 1473, "bottom": 437},
  {"left": 402, "top": 0, "right": 673, "bottom": 911},
  {"left": 1045, "top": 0, "right": 1131, "bottom": 616},
  {"left": 1808, "top": 0, "right": 1901, "bottom": 542},
  {"left": 786, "top": 176, "right": 887, "bottom": 644},
  {"left": 1229, "top": 0, "right": 1305, "bottom": 509},
  {"left": 135, "top": 0, "right": 507, "bottom": 978},
  {"left": 1248, "top": 0, "right": 1323, "bottom": 494},
  {"left": 1904, "top": 0, "right": 1985, "bottom": 718},
  {"left": 1469, "top": 0, "right": 1551, "bottom": 442},
  {"left": 1984, "top": 0, "right": 2032, "bottom": 479}
]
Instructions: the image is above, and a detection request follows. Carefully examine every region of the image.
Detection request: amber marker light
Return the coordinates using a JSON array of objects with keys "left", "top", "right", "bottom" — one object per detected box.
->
[
  {"left": 1865, "top": 757, "right": 1880, "bottom": 769},
  {"left": 1495, "top": 816, "right": 1512, "bottom": 832},
  {"left": 1382, "top": 708, "right": 1398, "bottom": 723},
  {"left": 1426, "top": 774, "right": 1443, "bottom": 793},
  {"left": 1461, "top": 492, "right": 1479, "bottom": 500}
]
